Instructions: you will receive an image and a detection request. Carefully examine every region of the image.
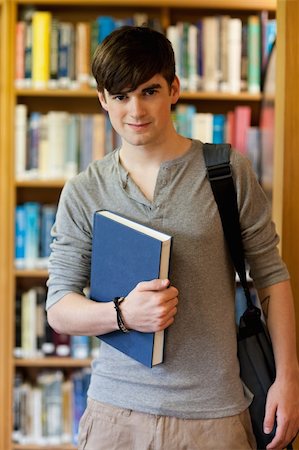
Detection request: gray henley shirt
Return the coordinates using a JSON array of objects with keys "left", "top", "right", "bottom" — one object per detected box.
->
[{"left": 46, "top": 139, "right": 289, "bottom": 419}]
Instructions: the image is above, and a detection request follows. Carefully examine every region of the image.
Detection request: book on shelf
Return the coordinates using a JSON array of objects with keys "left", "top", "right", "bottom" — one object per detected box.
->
[
  {"left": 32, "top": 11, "right": 52, "bottom": 89},
  {"left": 15, "top": 202, "right": 57, "bottom": 269},
  {"left": 90, "top": 210, "right": 172, "bottom": 367},
  {"left": 14, "top": 12, "right": 274, "bottom": 95},
  {"left": 247, "top": 15, "right": 261, "bottom": 93},
  {"left": 13, "top": 368, "right": 91, "bottom": 445},
  {"left": 14, "top": 285, "right": 98, "bottom": 359}
]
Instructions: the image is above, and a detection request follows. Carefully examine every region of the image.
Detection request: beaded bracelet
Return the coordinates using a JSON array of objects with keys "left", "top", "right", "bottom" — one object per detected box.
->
[{"left": 113, "top": 297, "right": 130, "bottom": 333}]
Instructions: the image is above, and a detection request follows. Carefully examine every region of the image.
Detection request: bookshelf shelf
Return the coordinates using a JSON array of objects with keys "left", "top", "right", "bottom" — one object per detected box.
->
[
  {"left": 16, "top": 179, "right": 66, "bottom": 188},
  {"left": 15, "top": 269, "right": 48, "bottom": 278},
  {"left": 15, "top": 357, "right": 92, "bottom": 367},
  {"left": 14, "top": 444, "right": 76, "bottom": 450},
  {"left": 13, "top": 0, "right": 276, "bottom": 10},
  {"left": 16, "top": 88, "right": 263, "bottom": 102}
]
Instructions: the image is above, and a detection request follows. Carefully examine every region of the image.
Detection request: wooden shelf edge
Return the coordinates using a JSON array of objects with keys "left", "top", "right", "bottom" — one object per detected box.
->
[
  {"left": 15, "top": 269, "right": 48, "bottom": 277},
  {"left": 14, "top": 357, "right": 92, "bottom": 367},
  {"left": 16, "top": 179, "right": 66, "bottom": 188},
  {"left": 13, "top": 0, "right": 276, "bottom": 11},
  {"left": 16, "top": 87, "right": 262, "bottom": 101},
  {"left": 13, "top": 444, "right": 76, "bottom": 450}
]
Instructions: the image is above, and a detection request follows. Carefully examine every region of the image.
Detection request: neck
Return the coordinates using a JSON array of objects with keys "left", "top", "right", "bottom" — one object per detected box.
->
[{"left": 119, "top": 135, "right": 191, "bottom": 171}]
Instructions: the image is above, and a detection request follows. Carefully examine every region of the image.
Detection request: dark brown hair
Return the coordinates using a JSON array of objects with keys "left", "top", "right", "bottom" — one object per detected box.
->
[{"left": 91, "top": 26, "right": 176, "bottom": 94}]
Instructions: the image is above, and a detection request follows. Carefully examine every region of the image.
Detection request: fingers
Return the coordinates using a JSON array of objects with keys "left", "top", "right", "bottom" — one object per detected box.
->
[{"left": 136, "top": 279, "right": 170, "bottom": 292}]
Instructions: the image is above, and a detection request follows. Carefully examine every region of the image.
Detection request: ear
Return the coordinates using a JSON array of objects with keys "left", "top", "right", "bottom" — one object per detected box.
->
[
  {"left": 170, "top": 76, "right": 180, "bottom": 105},
  {"left": 97, "top": 91, "right": 108, "bottom": 112}
]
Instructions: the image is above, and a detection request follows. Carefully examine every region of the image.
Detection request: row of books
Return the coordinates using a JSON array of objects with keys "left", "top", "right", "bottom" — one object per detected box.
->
[
  {"left": 15, "top": 103, "right": 263, "bottom": 180},
  {"left": 15, "top": 105, "right": 120, "bottom": 179},
  {"left": 15, "top": 10, "right": 275, "bottom": 93},
  {"left": 15, "top": 202, "right": 57, "bottom": 269},
  {"left": 15, "top": 10, "right": 162, "bottom": 90},
  {"left": 174, "top": 103, "right": 275, "bottom": 185},
  {"left": 13, "top": 368, "right": 91, "bottom": 445},
  {"left": 167, "top": 13, "right": 276, "bottom": 93},
  {"left": 15, "top": 286, "right": 99, "bottom": 360}
]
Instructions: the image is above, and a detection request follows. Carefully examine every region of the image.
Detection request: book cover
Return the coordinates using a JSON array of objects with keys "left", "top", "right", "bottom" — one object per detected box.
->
[{"left": 90, "top": 210, "right": 172, "bottom": 367}]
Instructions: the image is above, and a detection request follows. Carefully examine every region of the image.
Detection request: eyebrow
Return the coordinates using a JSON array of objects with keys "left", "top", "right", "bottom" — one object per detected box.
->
[
  {"left": 141, "top": 83, "right": 162, "bottom": 93},
  {"left": 108, "top": 83, "right": 162, "bottom": 97}
]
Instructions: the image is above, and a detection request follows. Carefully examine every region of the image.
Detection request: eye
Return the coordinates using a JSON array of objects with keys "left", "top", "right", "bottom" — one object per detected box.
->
[
  {"left": 144, "top": 88, "right": 158, "bottom": 96},
  {"left": 112, "top": 94, "right": 128, "bottom": 101}
]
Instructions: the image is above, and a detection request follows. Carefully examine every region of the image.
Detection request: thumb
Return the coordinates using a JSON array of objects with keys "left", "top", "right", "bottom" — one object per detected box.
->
[
  {"left": 263, "top": 399, "right": 277, "bottom": 434},
  {"left": 137, "top": 279, "right": 170, "bottom": 292}
]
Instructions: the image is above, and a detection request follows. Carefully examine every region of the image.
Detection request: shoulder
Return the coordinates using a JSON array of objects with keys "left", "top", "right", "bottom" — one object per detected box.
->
[{"left": 63, "top": 150, "right": 118, "bottom": 194}]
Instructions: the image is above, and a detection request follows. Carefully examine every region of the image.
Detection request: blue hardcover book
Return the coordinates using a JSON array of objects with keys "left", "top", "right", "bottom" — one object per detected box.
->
[{"left": 90, "top": 210, "right": 172, "bottom": 367}]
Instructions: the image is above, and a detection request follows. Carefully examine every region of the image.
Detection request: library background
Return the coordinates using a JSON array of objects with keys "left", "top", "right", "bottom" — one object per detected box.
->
[{"left": 0, "top": 0, "right": 298, "bottom": 448}]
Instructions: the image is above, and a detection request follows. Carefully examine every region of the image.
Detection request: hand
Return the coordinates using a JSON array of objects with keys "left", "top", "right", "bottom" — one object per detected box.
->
[
  {"left": 265, "top": 370, "right": 299, "bottom": 449},
  {"left": 121, "top": 279, "right": 178, "bottom": 333}
]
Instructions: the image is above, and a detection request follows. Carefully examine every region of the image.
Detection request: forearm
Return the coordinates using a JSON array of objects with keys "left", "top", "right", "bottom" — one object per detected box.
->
[
  {"left": 47, "top": 292, "right": 118, "bottom": 336},
  {"left": 258, "top": 279, "right": 299, "bottom": 380}
]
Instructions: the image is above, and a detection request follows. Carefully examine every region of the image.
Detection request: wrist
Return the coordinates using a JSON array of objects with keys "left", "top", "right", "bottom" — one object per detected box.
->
[{"left": 113, "top": 297, "right": 130, "bottom": 333}]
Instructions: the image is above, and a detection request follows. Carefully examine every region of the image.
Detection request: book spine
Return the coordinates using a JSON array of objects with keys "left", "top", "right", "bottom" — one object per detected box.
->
[
  {"left": 27, "top": 112, "right": 41, "bottom": 175},
  {"left": 212, "top": 114, "right": 226, "bottom": 144},
  {"left": 24, "top": 202, "right": 41, "bottom": 268},
  {"left": 49, "top": 18, "right": 59, "bottom": 89},
  {"left": 32, "top": 12, "right": 52, "bottom": 89},
  {"left": 15, "top": 21, "right": 26, "bottom": 88},
  {"left": 24, "top": 22, "right": 33, "bottom": 87},
  {"left": 15, "top": 205, "right": 26, "bottom": 269},
  {"left": 247, "top": 15, "right": 261, "bottom": 93},
  {"left": 75, "top": 22, "right": 91, "bottom": 87},
  {"left": 15, "top": 104, "right": 28, "bottom": 178},
  {"left": 40, "top": 204, "right": 56, "bottom": 260},
  {"left": 227, "top": 18, "right": 242, "bottom": 93}
]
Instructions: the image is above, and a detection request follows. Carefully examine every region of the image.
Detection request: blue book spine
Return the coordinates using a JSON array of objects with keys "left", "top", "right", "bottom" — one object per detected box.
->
[
  {"left": 71, "top": 335, "right": 90, "bottom": 359},
  {"left": 72, "top": 369, "right": 91, "bottom": 444},
  {"left": 24, "top": 202, "right": 41, "bottom": 268},
  {"left": 28, "top": 112, "right": 41, "bottom": 171},
  {"left": 97, "top": 16, "right": 116, "bottom": 43},
  {"left": 212, "top": 114, "right": 226, "bottom": 144},
  {"left": 15, "top": 205, "right": 26, "bottom": 268},
  {"left": 40, "top": 204, "right": 56, "bottom": 258}
]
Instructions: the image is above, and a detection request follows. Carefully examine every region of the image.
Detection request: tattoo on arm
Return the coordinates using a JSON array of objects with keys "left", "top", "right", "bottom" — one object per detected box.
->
[{"left": 261, "top": 295, "right": 270, "bottom": 319}]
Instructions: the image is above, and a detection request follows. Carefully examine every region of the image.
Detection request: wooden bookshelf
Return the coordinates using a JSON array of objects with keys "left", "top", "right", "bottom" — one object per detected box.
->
[{"left": 6, "top": 0, "right": 299, "bottom": 448}]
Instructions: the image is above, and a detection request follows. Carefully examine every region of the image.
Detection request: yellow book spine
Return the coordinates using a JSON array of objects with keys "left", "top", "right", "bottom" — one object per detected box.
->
[{"left": 32, "top": 12, "right": 52, "bottom": 89}]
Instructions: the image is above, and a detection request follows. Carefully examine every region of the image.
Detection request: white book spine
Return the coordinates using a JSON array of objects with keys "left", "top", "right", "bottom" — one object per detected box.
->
[
  {"left": 15, "top": 104, "right": 28, "bottom": 178},
  {"left": 227, "top": 18, "right": 242, "bottom": 93}
]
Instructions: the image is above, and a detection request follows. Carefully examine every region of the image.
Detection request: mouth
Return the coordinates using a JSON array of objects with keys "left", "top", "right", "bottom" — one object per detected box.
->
[{"left": 127, "top": 122, "right": 151, "bottom": 131}]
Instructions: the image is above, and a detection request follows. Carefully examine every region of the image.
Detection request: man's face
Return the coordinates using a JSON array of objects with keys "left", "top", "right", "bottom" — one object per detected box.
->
[{"left": 97, "top": 74, "right": 180, "bottom": 149}]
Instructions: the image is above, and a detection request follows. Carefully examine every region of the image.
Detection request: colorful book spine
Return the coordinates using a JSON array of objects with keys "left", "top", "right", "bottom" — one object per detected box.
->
[
  {"left": 247, "top": 15, "right": 261, "bottom": 93},
  {"left": 32, "top": 11, "right": 52, "bottom": 88},
  {"left": 15, "top": 205, "right": 26, "bottom": 268},
  {"left": 24, "top": 202, "right": 41, "bottom": 268},
  {"left": 15, "top": 21, "right": 26, "bottom": 88}
]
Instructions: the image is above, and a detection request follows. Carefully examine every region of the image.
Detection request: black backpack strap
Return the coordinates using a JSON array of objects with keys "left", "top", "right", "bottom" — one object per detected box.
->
[{"left": 203, "top": 143, "right": 253, "bottom": 309}]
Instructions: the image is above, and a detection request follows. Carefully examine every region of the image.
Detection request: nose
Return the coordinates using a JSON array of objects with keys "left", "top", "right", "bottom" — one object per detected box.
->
[{"left": 128, "top": 97, "right": 146, "bottom": 119}]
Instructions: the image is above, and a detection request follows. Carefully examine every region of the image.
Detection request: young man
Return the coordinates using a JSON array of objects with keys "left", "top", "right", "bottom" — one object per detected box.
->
[{"left": 46, "top": 26, "right": 299, "bottom": 449}]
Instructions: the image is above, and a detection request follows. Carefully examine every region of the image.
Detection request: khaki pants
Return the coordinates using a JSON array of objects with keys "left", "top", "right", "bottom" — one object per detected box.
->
[{"left": 78, "top": 398, "right": 256, "bottom": 450}]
